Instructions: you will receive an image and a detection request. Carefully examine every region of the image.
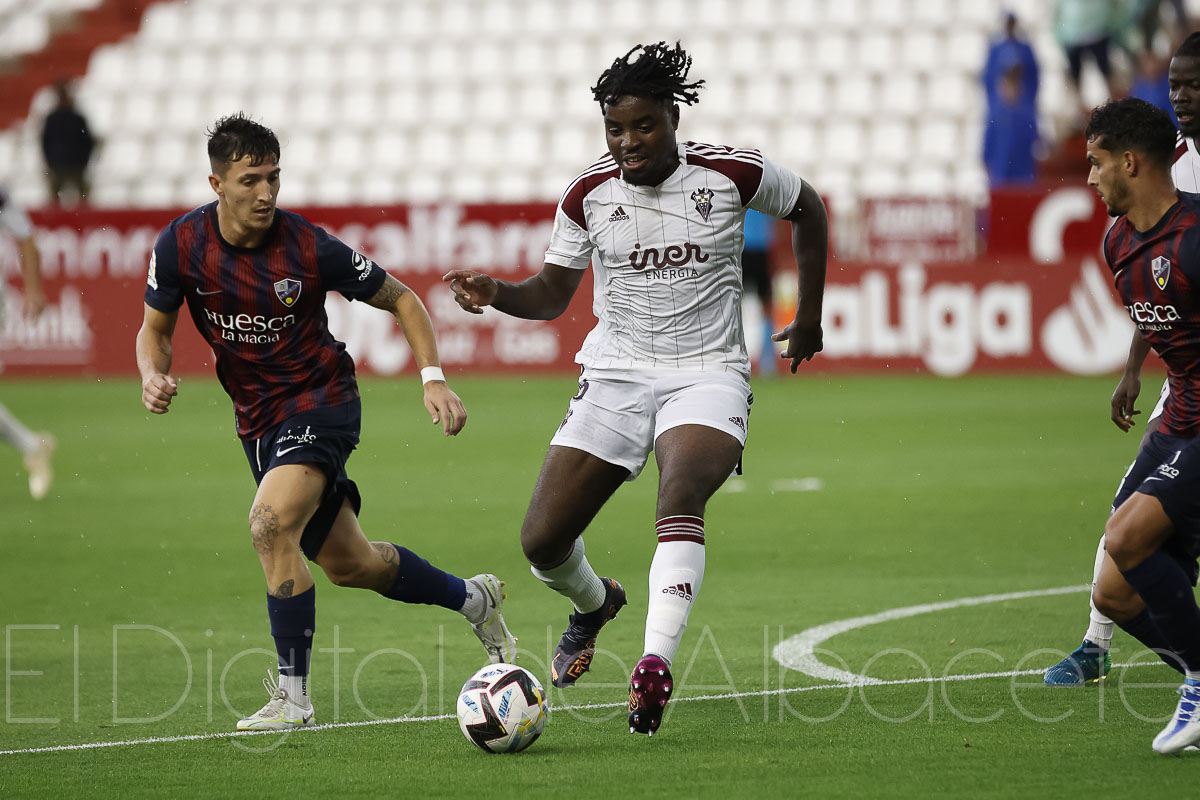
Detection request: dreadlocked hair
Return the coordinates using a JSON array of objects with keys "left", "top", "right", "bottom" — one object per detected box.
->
[{"left": 590, "top": 41, "right": 705, "bottom": 110}]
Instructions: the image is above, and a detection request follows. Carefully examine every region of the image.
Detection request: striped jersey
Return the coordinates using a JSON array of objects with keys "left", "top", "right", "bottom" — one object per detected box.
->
[
  {"left": 144, "top": 202, "right": 386, "bottom": 440},
  {"left": 1104, "top": 191, "right": 1200, "bottom": 437},
  {"left": 545, "top": 141, "right": 803, "bottom": 375}
]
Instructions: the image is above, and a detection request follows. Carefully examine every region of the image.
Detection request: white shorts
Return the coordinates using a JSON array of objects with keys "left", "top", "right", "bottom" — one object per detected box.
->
[{"left": 549, "top": 366, "right": 752, "bottom": 480}]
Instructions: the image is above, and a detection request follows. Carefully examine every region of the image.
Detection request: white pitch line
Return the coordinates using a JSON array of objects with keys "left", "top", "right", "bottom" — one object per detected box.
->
[
  {"left": 773, "top": 585, "right": 1092, "bottom": 684},
  {"left": 0, "top": 659, "right": 1158, "bottom": 757}
]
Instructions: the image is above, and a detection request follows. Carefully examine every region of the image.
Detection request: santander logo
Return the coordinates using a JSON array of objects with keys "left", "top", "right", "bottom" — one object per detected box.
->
[{"left": 628, "top": 242, "right": 709, "bottom": 271}]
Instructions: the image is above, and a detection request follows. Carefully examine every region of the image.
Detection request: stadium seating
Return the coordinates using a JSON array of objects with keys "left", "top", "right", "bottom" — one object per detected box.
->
[{"left": 0, "top": 0, "right": 1195, "bottom": 210}]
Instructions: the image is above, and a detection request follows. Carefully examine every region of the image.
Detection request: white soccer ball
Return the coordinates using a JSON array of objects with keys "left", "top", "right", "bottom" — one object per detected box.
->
[{"left": 456, "top": 663, "right": 548, "bottom": 753}]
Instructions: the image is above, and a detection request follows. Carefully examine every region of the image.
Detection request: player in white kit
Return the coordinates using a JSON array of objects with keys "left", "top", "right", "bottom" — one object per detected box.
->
[
  {"left": 1044, "top": 33, "right": 1200, "bottom": 686},
  {"left": 444, "top": 42, "right": 828, "bottom": 735},
  {"left": 0, "top": 184, "right": 54, "bottom": 500}
]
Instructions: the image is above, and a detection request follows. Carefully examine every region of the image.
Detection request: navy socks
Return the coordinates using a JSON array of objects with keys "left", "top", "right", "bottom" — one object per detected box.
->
[
  {"left": 1120, "top": 550, "right": 1200, "bottom": 674},
  {"left": 267, "top": 585, "right": 315, "bottom": 691},
  {"left": 381, "top": 544, "right": 467, "bottom": 610}
]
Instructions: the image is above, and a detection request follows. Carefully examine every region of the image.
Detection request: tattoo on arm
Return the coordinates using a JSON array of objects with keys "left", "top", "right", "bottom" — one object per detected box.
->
[{"left": 367, "top": 275, "right": 409, "bottom": 311}]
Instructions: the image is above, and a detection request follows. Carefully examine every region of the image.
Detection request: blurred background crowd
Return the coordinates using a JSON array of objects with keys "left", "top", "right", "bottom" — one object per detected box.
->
[{"left": 0, "top": 0, "right": 1193, "bottom": 218}]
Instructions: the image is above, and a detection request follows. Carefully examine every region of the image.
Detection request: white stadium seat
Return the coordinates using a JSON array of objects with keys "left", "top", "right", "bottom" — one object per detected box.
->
[{"left": 1, "top": 0, "right": 1100, "bottom": 207}]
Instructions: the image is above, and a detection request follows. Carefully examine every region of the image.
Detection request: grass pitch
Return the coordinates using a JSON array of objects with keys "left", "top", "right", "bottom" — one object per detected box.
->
[{"left": 1, "top": 372, "right": 1197, "bottom": 797}]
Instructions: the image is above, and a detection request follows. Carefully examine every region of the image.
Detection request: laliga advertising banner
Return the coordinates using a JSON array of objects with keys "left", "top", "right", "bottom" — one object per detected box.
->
[
  {"left": 774, "top": 186, "right": 1145, "bottom": 375},
  {"left": 0, "top": 188, "right": 1140, "bottom": 377}
]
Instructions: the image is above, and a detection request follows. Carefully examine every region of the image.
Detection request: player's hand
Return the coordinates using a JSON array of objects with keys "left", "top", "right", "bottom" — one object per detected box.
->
[
  {"left": 1111, "top": 371, "right": 1142, "bottom": 432},
  {"left": 772, "top": 319, "right": 823, "bottom": 373},
  {"left": 443, "top": 270, "right": 498, "bottom": 315},
  {"left": 142, "top": 373, "right": 178, "bottom": 414},
  {"left": 22, "top": 286, "right": 47, "bottom": 318},
  {"left": 423, "top": 381, "right": 467, "bottom": 436}
]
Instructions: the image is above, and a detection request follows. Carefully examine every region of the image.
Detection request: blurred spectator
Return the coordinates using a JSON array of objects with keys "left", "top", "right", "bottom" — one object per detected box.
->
[
  {"left": 983, "top": 12, "right": 1039, "bottom": 113},
  {"left": 1135, "top": 0, "right": 1189, "bottom": 54},
  {"left": 0, "top": 182, "right": 55, "bottom": 499},
  {"left": 741, "top": 209, "right": 776, "bottom": 375},
  {"left": 1130, "top": 48, "right": 1179, "bottom": 125},
  {"left": 1054, "top": 0, "right": 1124, "bottom": 121},
  {"left": 983, "top": 13, "right": 1041, "bottom": 187},
  {"left": 40, "top": 81, "right": 96, "bottom": 207},
  {"left": 984, "top": 63, "right": 1040, "bottom": 187}
]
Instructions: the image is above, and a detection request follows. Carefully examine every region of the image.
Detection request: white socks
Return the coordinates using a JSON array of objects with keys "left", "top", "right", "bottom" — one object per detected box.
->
[
  {"left": 460, "top": 577, "right": 487, "bottom": 623},
  {"left": 1086, "top": 534, "right": 1114, "bottom": 650},
  {"left": 0, "top": 402, "right": 38, "bottom": 454},
  {"left": 530, "top": 538, "right": 607, "bottom": 614},
  {"left": 278, "top": 671, "right": 310, "bottom": 705},
  {"left": 643, "top": 515, "right": 706, "bottom": 666}
]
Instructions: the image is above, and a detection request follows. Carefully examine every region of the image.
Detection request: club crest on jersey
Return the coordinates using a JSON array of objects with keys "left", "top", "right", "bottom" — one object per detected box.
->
[
  {"left": 1152, "top": 256, "right": 1171, "bottom": 290},
  {"left": 690, "top": 188, "right": 714, "bottom": 221},
  {"left": 274, "top": 278, "right": 302, "bottom": 307}
]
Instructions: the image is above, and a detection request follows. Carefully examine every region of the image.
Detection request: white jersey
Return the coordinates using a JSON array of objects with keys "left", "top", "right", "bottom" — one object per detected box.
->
[
  {"left": 0, "top": 185, "right": 33, "bottom": 241},
  {"left": 545, "top": 141, "right": 803, "bottom": 375},
  {"left": 1172, "top": 133, "right": 1200, "bottom": 192}
]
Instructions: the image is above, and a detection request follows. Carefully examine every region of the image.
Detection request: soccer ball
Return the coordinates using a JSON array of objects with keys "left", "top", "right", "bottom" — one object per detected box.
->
[{"left": 456, "top": 663, "right": 548, "bottom": 753}]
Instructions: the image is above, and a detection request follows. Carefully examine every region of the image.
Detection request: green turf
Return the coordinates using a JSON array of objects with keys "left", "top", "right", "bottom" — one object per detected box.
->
[{"left": 1, "top": 373, "right": 1196, "bottom": 797}]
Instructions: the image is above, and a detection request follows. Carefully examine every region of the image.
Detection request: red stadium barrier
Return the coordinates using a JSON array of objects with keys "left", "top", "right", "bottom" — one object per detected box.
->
[
  {"left": 0, "top": 203, "right": 592, "bottom": 377},
  {"left": 0, "top": 188, "right": 1148, "bottom": 377}
]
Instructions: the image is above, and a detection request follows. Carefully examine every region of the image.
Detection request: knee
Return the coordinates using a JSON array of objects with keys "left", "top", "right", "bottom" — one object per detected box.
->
[
  {"left": 322, "top": 561, "right": 371, "bottom": 589},
  {"left": 248, "top": 502, "right": 302, "bottom": 559},
  {"left": 656, "top": 473, "right": 708, "bottom": 516},
  {"left": 1103, "top": 516, "right": 1142, "bottom": 570},
  {"left": 521, "top": 524, "right": 568, "bottom": 568}
]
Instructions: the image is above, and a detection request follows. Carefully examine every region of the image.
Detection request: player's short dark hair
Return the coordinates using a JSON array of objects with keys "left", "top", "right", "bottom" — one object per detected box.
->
[
  {"left": 1176, "top": 31, "right": 1200, "bottom": 60},
  {"left": 591, "top": 41, "right": 705, "bottom": 111},
  {"left": 207, "top": 113, "right": 280, "bottom": 174},
  {"left": 1086, "top": 98, "right": 1177, "bottom": 170}
]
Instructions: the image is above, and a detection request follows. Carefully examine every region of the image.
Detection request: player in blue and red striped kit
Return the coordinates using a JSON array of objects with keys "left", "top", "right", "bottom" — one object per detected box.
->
[
  {"left": 135, "top": 115, "right": 517, "bottom": 732},
  {"left": 1086, "top": 97, "right": 1200, "bottom": 753}
]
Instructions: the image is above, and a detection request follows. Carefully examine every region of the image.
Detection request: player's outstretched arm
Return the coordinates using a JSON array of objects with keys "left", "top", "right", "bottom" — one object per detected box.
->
[
  {"left": 18, "top": 235, "right": 46, "bottom": 318},
  {"left": 136, "top": 303, "right": 180, "bottom": 414},
  {"left": 367, "top": 274, "right": 466, "bottom": 436},
  {"left": 772, "top": 181, "right": 829, "bottom": 373},
  {"left": 1112, "top": 329, "right": 1152, "bottom": 432},
  {"left": 443, "top": 263, "right": 585, "bottom": 320}
]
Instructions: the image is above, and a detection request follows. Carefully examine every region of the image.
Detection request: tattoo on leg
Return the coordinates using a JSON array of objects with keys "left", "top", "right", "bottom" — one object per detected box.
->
[
  {"left": 371, "top": 542, "right": 399, "bottom": 592},
  {"left": 272, "top": 579, "right": 295, "bottom": 599},
  {"left": 250, "top": 504, "right": 280, "bottom": 555}
]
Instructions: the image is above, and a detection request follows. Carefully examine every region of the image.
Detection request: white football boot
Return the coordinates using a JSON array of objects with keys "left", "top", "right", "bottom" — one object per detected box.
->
[
  {"left": 236, "top": 670, "right": 315, "bottom": 731},
  {"left": 1153, "top": 680, "right": 1200, "bottom": 754},
  {"left": 467, "top": 574, "right": 518, "bottom": 664}
]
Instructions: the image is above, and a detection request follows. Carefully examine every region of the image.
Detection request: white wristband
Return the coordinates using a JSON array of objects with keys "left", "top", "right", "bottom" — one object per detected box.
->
[{"left": 420, "top": 366, "right": 446, "bottom": 385}]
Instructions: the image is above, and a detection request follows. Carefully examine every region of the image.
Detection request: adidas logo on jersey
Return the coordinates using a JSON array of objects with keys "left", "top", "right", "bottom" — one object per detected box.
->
[{"left": 608, "top": 206, "right": 630, "bottom": 222}]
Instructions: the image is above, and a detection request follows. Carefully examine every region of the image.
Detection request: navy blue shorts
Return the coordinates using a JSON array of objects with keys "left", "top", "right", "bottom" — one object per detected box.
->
[
  {"left": 1112, "top": 430, "right": 1200, "bottom": 584},
  {"left": 241, "top": 399, "right": 362, "bottom": 561}
]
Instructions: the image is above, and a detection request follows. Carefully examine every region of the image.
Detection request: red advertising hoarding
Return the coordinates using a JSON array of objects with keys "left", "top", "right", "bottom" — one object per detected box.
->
[
  {"left": 0, "top": 186, "right": 1142, "bottom": 377},
  {"left": 0, "top": 203, "right": 593, "bottom": 377}
]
